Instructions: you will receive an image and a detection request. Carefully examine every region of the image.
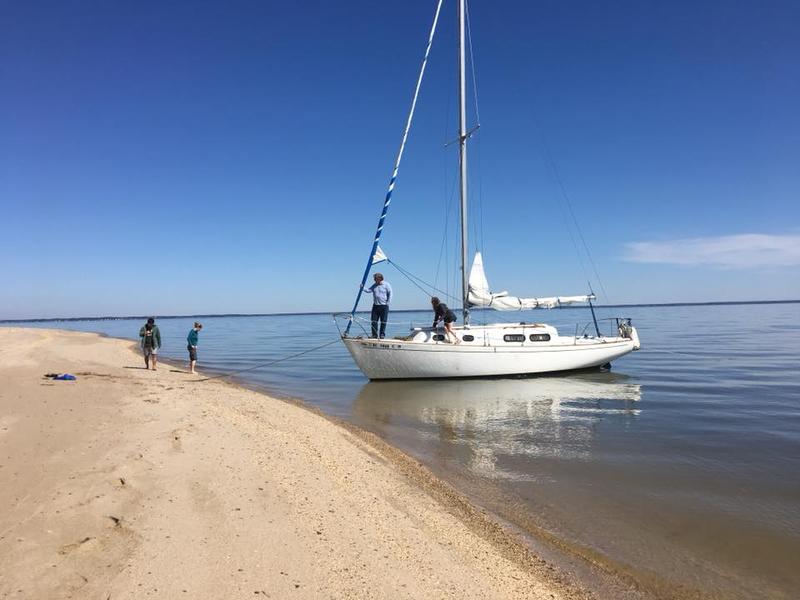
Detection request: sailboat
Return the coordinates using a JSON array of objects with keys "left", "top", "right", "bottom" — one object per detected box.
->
[{"left": 337, "top": 0, "right": 640, "bottom": 380}]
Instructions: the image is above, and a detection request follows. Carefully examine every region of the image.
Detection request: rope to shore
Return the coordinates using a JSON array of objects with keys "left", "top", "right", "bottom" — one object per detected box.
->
[{"left": 193, "top": 338, "right": 342, "bottom": 382}]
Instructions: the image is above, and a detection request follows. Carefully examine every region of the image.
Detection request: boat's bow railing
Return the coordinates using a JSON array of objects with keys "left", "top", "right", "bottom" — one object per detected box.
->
[
  {"left": 578, "top": 317, "right": 636, "bottom": 340},
  {"left": 334, "top": 313, "right": 366, "bottom": 338},
  {"left": 336, "top": 313, "right": 406, "bottom": 338},
  {"left": 335, "top": 313, "right": 439, "bottom": 339}
]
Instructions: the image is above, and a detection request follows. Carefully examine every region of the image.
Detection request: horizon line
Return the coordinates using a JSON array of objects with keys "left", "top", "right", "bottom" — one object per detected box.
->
[{"left": 1, "top": 298, "right": 798, "bottom": 324}]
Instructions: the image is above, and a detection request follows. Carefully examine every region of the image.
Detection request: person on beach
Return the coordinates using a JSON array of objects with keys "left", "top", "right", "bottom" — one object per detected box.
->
[
  {"left": 139, "top": 317, "right": 161, "bottom": 370},
  {"left": 187, "top": 322, "right": 203, "bottom": 374},
  {"left": 431, "top": 297, "right": 459, "bottom": 344},
  {"left": 361, "top": 272, "right": 392, "bottom": 339}
]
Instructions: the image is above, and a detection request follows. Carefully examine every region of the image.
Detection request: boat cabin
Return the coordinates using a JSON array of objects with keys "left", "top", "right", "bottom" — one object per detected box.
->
[{"left": 407, "top": 323, "right": 561, "bottom": 346}]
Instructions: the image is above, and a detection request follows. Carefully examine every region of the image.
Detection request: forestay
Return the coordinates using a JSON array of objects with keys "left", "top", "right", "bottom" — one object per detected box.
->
[{"left": 467, "top": 252, "right": 594, "bottom": 310}]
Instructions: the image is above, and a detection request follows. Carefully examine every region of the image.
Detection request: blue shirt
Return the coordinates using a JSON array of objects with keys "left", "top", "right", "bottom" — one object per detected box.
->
[
  {"left": 187, "top": 329, "right": 199, "bottom": 346},
  {"left": 364, "top": 281, "right": 392, "bottom": 305}
]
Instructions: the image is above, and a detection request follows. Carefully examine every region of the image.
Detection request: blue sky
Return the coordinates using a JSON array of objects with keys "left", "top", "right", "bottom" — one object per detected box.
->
[{"left": 2, "top": 0, "right": 798, "bottom": 319}]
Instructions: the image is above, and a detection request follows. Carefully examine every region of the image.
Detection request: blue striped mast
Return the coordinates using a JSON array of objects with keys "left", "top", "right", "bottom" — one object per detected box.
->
[{"left": 344, "top": 0, "right": 444, "bottom": 336}]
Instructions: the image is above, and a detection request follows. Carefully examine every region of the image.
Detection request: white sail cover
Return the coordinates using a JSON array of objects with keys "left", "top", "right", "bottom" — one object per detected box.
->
[{"left": 467, "top": 252, "right": 594, "bottom": 310}]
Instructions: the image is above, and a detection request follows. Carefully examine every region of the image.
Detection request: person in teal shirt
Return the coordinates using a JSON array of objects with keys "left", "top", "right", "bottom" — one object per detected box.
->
[{"left": 187, "top": 322, "right": 203, "bottom": 374}]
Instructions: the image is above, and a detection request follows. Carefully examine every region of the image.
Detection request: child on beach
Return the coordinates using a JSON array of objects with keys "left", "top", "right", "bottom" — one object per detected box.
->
[{"left": 187, "top": 322, "right": 203, "bottom": 374}]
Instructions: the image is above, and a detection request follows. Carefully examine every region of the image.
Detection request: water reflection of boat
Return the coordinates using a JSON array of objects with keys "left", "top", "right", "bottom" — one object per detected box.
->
[{"left": 353, "top": 374, "right": 642, "bottom": 480}]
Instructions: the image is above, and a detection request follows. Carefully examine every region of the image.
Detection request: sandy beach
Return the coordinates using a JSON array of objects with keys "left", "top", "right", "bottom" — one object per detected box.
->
[{"left": 0, "top": 327, "right": 591, "bottom": 599}]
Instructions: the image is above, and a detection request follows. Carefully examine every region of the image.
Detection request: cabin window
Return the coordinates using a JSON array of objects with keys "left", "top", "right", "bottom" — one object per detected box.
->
[
  {"left": 529, "top": 333, "right": 551, "bottom": 342},
  {"left": 462, "top": 335, "right": 475, "bottom": 342},
  {"left": 433, "top": 334, "right": 446, "bottom": 341},
  {"left": 503, "top": 334, "right": 526, "bottom": 343}
]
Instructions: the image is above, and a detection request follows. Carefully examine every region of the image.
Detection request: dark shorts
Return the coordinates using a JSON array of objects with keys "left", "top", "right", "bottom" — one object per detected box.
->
[
  {"left": 187, "top": 345, "right": 197, "bottom": 361},
  {"left": 444, "top": 311, "right": 456, "bottom": 324}
]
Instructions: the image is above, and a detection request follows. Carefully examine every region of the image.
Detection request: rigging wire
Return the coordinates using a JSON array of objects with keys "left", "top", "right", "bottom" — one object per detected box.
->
[
  {"left": 434, "top": 169, "right": 460, "bottom": 293},
  {"left": 544, "top": 145, "right": 592, "bottom": 287},
  {"left": 538, "top": 135, "right": 611, "bottom": 303},
  {"left": 436, "top": 1, "right": 485, "bottom": 307},
  {"left": 470, "top": 137, "right": 484, "bottom": 256},
  {"left": 432, "top": 0, "right": 486, "bottom": 304},
  {"left": 465, "top": 0, "right": 481, "bottom": 125},
  {"left": 389, "top": 258, "right": 461, "bottom": 303},
  {"left": 437, "top": 14, "right": 455, "bottom": 299},
  {"left": 465, "top": 0, "right": 486, "bottom": 266}
]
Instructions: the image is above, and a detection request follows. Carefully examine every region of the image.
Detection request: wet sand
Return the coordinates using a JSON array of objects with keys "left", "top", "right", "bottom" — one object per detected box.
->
[{"left": 0, "top": 327, "right": 594, "bottom": 599}]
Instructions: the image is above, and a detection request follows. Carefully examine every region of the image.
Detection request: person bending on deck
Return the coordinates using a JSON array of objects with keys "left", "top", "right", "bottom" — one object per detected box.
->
[
  {"left": 362, "top": 272, "right": 392, "bottom": 339},
  {"left": 431, "top": 297, "right": 459, "bottom": 344}
]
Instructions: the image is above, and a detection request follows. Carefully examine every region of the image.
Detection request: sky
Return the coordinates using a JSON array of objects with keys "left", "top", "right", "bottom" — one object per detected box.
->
[{"left": 2, "top": 0, "right": 798, "bottom": 319}]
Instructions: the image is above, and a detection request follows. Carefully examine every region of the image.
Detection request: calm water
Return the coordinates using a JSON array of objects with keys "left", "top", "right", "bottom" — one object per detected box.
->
[{"left": 9, "top": 303, "right": 800, "bottom": 599}]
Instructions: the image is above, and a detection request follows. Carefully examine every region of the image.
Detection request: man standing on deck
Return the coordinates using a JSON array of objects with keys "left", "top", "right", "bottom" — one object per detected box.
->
[
  {"left": 362, "top": 272, "right": 392, "bottom": 339},
  {"left": 139, "top": 317, "right": 161, "bottom": 370}
]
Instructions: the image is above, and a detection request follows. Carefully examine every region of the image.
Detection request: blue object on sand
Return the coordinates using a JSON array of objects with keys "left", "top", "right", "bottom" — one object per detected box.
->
[{"left": 54, "top": 374, "right": 77, "bottom": 380}]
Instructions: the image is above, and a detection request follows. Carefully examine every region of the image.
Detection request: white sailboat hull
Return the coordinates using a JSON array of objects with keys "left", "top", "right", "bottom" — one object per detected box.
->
[{"left": 342, "top": 324, "right": 638, "bottom": 380}]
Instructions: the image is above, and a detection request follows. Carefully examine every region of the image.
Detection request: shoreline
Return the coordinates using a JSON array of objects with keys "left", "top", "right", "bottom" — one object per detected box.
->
[
  {"left": 94, "top": 334, "right": 664, "bottom": 597},
  {"left": 2, "top": 298, "right": 799, "bottom": 324},
  {"left": 0, "top": 327, "right": 607, "bottom": 599}
]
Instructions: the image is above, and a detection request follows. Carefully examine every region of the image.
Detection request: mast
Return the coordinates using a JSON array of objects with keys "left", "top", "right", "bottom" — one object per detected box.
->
[{"left": 458, "top": 0, "right": 470, "bottom": 325}]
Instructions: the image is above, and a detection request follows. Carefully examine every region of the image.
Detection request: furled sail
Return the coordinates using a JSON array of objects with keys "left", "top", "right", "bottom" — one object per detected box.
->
[{"left": 467, "top": 252, "right": 594, "bottom": 310}]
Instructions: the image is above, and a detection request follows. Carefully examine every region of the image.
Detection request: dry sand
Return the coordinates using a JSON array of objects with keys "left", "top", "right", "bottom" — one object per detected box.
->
[{"left": 0, "top": 327, "right": 592, "bottom": 599}]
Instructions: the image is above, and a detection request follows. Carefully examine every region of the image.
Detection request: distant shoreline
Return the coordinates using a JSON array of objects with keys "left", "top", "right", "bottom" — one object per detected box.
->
[{"left": 2, "top": 298, "right": 798, "bottom": 324}]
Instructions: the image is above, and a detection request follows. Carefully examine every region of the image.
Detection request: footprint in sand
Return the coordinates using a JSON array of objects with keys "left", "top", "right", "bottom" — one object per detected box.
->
[{"left": 58, "top": 536, "right": 94, "bottom": 555}]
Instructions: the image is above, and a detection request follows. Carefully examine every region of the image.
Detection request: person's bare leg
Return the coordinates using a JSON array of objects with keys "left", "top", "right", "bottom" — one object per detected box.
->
[
  {"left": 152, "top": 354, "right": 158, "bottom": 370},
  {"left": 144, "top": 352, "right": 149, "bottom": 369},
  {"left": 446, "top": 323, "right": 460, "bottom": 344},
  {"left": 190, "top": 359, "right": 196, "bottom": 374}
]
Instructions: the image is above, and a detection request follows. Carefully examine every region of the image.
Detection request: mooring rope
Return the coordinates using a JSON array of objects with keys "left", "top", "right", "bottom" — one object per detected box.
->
[{"left": 194, "top": 338, "right": 342, "bottom": 382}]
